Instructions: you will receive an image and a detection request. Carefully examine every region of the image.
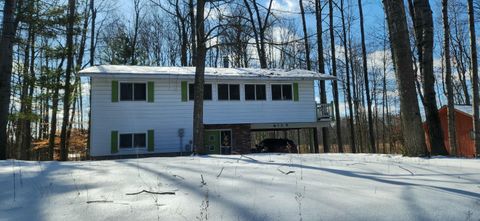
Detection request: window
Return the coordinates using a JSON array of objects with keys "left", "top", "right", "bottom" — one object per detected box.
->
[
  {"left": 245, "top": 84, "right": 266, "bottom": 100},
  {"left": 119, "top": 133, "right": 146, "bottom": 148},
  {"left": 120, "top": 83, "right": 146, "bottom": 101},
  {"left": 133, "top": 133, "right": 146, "bottom": 147},
  {"left": 218, "top": 84, "right": 229, "bottom": 100},
  {"left": 189, "top": 84, "right": 212, "bottom": 100},
  {"left": 119, "top": 134, "right": 133, "bottom": 149},
  {"left": 133, "top": 83, "right": 146, "bottom": 100},
  {"left": 218, "top": 84, "right": 240, "bottom": 100},
  {"left": 271, "top": 84, "right": 292, "bottom": 100}
]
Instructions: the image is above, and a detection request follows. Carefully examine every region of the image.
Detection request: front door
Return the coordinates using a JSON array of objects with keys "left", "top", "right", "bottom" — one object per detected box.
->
[
  {"left": 204, "top": 130, "right": 220, "bottom": 154},
  {"left": 204, "top": 130, "right": 232, "bottom": 154}
]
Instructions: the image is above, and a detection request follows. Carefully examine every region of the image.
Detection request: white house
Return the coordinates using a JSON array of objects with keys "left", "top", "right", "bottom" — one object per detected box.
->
[{"left": 79, "top": 65, "right": 335, "bottom": 158}]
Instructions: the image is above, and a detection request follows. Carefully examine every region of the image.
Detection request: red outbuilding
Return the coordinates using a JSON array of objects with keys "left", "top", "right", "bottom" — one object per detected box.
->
[{"left": 424, "top": 105, "right": 477, "bottom": 158}]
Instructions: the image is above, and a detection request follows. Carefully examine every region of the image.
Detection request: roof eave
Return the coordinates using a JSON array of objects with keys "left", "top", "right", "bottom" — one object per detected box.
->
[{"left": 79, "top": 72, "right": 337, "bottom": 81}]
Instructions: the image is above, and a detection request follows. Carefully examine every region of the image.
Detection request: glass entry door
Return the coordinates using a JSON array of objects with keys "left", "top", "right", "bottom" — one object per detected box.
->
[{"left": 220, "top": 130, "right": 232, "bottom": 155}]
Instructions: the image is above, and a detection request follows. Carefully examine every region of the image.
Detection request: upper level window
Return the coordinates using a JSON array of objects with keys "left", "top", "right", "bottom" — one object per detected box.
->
[
  {"left": 119, "top": 133, "right": 146, "bottom": 148},
  {"left": 189, "top": 83, "right": 212, "bottom": 100},
  {"left": 271, "top": 84, "right": 292, "bottom": 100},
  {"left": 245, "top": 84, "right": 266, "bottom": 100},
  {"left": 120, "top": 83, "right": 146, "bottom": 101},
  {"left": 218, "top": 84, "right": 240, "bottom": 100}
]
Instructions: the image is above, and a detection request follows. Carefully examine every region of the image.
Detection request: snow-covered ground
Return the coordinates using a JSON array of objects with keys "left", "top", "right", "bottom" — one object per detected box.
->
[{"left": 0, "top": 154, "right": 479, "bottom": 221}]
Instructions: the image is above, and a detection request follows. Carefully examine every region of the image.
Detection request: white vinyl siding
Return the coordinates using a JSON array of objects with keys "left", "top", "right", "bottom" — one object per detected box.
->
[{"left": 90, "top": 78, "right": 316, "bottom": 156}]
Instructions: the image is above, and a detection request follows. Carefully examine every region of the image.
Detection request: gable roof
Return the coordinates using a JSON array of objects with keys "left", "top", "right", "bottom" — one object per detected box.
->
[{"left": 79, "top": 65, "right": 336, "bottom": 81}]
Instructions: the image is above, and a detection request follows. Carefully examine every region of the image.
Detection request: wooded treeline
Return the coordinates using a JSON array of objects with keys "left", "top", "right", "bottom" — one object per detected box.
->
[{"left": 0, "top": 0, "right": 479, "bottom": 160}]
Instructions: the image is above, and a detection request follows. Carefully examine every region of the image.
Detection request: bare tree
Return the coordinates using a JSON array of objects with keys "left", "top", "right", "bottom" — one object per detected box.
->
[
  {"left": 131, "top": 0, "right": 143, "bottom": 65},
  {"left": 192, "top": 0, "right": 207, "bottom": 153},
  {"left": 59, "top": 0, "right": 76, "bottom": 161},
  {"left": 383, "top": 0, "right": 426, "bottom": 156},
  {"left": 315, "top": 0, "right": 329, "bottom": 152},
  {"left": 409, "top": 0, "right": 447, "bottom": 155},
  {"left": 299, "top": 0, "right": 311, "bottom": 70},
  {"left": 340, "top": 0, "right": 356, "bottom": 153},
  {"left": 243, "top": 0, "right": 273, "bottom": 68},
  {"left": 189, "top": 0, "right": 196, "bottom": 65},
  {"left": 152, "top": 0, "right": 189, "bottom": 66},
  {"left": 0, "top": 0, "right": 20, "bottom": 159},
  {"left": 329, "top": 0, "right": 343, "bottom": 153},
  {"left": 467, "top": 0, "right": 480, "bottom": 156},
  {"left": 442, "top": 0, "right": 457, "bottom": 155},
  {"left": 357, "top": 0, "right": 375, "bottom": 153}
]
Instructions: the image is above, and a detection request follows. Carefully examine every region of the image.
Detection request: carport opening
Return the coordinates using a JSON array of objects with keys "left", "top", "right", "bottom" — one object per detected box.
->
[{"left": 251, "top": 128, "right": 316, "bottom": 153}]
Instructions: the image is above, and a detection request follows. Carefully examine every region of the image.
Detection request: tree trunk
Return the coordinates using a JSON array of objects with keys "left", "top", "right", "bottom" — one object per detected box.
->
[
  {"left": 383, "top": 0, "right": 426, "bottom": 156},
  {"left": 193, "top": 0, "right": 206, "bottom": 153},
  {"left": 16, "top": 22, "right": 33, "bottom": 160},
  {"left": 299, "top": 0, "right": 311, "bottom": 70},
  {"left": 0, "top": 0, "right": 19, "bottom": 159},
  {"left": 48, "top": 59, "right": 64, "bottom": 160},
  {"left": 59, "top": 0, "right": 76, "bottom": 161},
  {"left": 131, "top": 0, "right": 141, "bottom": 65},
  {"left": 67, "top": 1, "right": 90, "bottom": 145},
  {"left": 467, "top": 0, "right": 480, "bottom": 157},
  {"left": 442, "top": 0, "right": 457, "bottom": 155},
  {"left": 87, "top": 0, "right": 96, "bottom": 159},
  {"left": 340, "top": 0, "right": 356, "bottom": 153},
  {"left": 90, "top": 0, "right": 96, "bottom": 66},
  {"left": 411, "top": 0, "right": 447, "bottom": 156},
  {"left": 315, "top": 0, "right": 329, "bottom": 153},
  {"left": 189, "top": 0, "right": 196, "bottom": 66},
  {"left": 357, "top": 0, "right": 376, "bottom": 153},
  {"left": 329, "top": 0, "right": 343, "bottom": 153}
]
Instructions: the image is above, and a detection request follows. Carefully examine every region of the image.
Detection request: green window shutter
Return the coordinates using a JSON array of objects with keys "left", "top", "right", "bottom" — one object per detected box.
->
[
  {"left": 147, "top": 81, "right": 154, "bottom": 102},
  {"left": 148, "top": 130, "right": 154, "bottom": 152},
  {"left": 181, "top": 81, "right": 188, "bottom": 102},
  {"left": 112, "top": 80, "right": 119, "bottom": 102},
  {"left": 293, "top": 82, "right": 299, "bottom": 101},
  {"left": 111, "top": 131, "right": 118, "bottom": 153}
]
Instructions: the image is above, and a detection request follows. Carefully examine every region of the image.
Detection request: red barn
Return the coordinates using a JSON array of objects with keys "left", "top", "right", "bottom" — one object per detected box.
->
[{"left": 424, "top": 105, "right": 477, "bottom": 157}]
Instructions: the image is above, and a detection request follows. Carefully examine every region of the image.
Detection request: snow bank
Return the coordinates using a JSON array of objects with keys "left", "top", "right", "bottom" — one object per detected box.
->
[{"left": 0, "top": 154, "right": 479, "bottom": 221}]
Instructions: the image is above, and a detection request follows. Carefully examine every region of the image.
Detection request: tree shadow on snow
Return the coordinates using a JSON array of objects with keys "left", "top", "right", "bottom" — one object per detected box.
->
[
  {"left": 0, "top": 160, "right": 102, "bottom": 221},
  {"left": 204, "top": 155, "right": 480, "bottom": 200}
]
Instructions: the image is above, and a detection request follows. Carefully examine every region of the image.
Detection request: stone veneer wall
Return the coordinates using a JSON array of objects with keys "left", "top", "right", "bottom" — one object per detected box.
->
[{"left": 204, "top": 124, "right": 251, "bottom": 154}]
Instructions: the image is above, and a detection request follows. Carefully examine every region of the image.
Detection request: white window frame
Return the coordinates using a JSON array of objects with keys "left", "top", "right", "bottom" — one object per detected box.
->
[
  {"left": 119, "top": 81, "right": 147, "bottom": 102},
  {"left": 271, "top": 83, "right": 293, "bottom": 101},
  {"left": 118, "top": 132, "right": 147, "bottom": 150}
]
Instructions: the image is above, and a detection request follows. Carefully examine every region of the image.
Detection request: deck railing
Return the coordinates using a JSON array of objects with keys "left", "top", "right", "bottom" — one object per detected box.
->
[{"left": 316, "top": 103, "right": 333, "bottom": 121}]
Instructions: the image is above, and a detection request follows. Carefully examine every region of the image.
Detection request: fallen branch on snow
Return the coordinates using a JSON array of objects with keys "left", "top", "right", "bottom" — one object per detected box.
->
[
  {"left": 238, "top": 155, "right": 257, "bottom": 162},
  {"left": 173, "top": 174, "right": 185, "bottom": 180},
  {"left": 216, "top": 167, "right": 225, "bottom": 178},
  {"left": 277, "top": 168, "right": 295, "bottom": 175},
  {"left": 86, "top": 200, "right": 114, "bottom": 204},
  {"left": 126, "top": 190, "right": 176, "bottom": 196},
  {"left": 398, "top": 166, "right": 414, "bottom": 176},
  {"left": 200, "top": 174, "right": 207, "bottom": 186}
]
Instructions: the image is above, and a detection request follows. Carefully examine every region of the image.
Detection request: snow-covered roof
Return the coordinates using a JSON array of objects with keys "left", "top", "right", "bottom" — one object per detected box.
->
[
  {"left": 454, "top": 105, "right": 473, "bottom": 116},
  {"left": 79, "top": 65, "right": 336, "bottom": 81}
]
